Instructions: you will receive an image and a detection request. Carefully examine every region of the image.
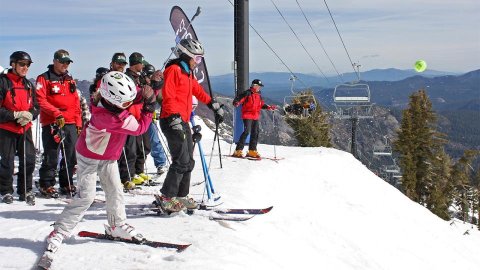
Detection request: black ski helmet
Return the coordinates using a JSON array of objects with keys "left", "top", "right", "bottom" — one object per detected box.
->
[
  {"left": 10, "top": 51, "right": 33, "bottom": 65},
  {"left": 95, "top": 67, "right": 109, "bottom": 79},
  {"left": 143, "top": 64, "right": 155, "bottom": 76}
]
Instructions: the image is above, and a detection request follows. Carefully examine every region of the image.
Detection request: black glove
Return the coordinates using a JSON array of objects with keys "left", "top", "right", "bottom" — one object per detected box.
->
[
  {"left": 192, "top": 125, "right": 202, "bottom": 142},
  {"left": 167, "top": 114, "right": 183, "bottom": 131},
  {"left": 208, "top": 101, "right": 225, "bottom": 124},
  {"left": 192, "top": 132, "right": 202, "bottom": 143}
]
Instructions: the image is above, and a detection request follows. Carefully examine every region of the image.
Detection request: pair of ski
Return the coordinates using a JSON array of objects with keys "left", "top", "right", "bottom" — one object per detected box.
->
[
  {"left": 227, "top": 154, "right": 284, "bottom": 162},
  {"left": 37, "top": 231, "right": 190, "bottom": 270},
  {"left": 145, "top": 194, "right": 273, "bottom": 222}
]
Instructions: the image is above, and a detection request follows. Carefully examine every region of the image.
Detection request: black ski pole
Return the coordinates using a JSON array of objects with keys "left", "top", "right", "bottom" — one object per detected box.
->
[
  {"left": 59, "top": 127, "right": 73, "bottom": 198},
  {"left": 22, "top": 127, "right": 28, "bottom": 204}
]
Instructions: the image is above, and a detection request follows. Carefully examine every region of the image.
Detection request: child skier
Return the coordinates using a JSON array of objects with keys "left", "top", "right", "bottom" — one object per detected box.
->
[
  {"left": 45, "top": 71, "right": 155, "bottom": 253},
  {"left": 232, "top": 79, "right": 276, "bottom": 158}
]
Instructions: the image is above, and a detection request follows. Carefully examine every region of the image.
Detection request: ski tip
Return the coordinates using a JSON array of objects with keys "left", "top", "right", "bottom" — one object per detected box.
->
[
  {"left": 261, "top": 206, "right": 274, "bottom": 214},
  {"left": 78, "top": 231, "right": 97, "bottom": 237},
  {"left": 176, "top": 243, "right": 191, "bottom": 252}
]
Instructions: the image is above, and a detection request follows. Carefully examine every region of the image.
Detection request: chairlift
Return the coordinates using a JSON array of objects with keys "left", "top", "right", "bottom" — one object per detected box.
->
[
  {"left": 373, "top": 136, "right": 393, "bottom": 156},
  {"left": 283, "top": 92, "right": 317, "bottom": 118},
  {"left": 383, "top": 165, "right": 400, "bottom": 174},
  {"left": 333, "top": 82, "right": 371, "bottom": 103}
]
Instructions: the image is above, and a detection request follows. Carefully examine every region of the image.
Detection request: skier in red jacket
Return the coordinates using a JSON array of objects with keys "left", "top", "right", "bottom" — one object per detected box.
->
[
  {"left": 232, "top": 79, "right": 276, "bottom": 159},
  {"left": 36, "top": 49, "right": 82, "bottom": 197},
  {"left": 0, "top": 51, "right": 39, "bottom": 204},
  {"left": 157, "top": 38, "right": 224, "bottom": 212}
]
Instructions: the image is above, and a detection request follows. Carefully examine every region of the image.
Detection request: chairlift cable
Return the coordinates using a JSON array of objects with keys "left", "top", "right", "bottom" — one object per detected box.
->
[
  {"left": 323, "top": 0, "right": 359, "bottom": 80},
  {"left": 226, "top": 0, "right": 309, "bottom": 89},
  {"left": 270, "top": 0, "right": 330, "bottom": 84},
  {"left": 296, "top": 0, "right": 343, "bottom": 83}
]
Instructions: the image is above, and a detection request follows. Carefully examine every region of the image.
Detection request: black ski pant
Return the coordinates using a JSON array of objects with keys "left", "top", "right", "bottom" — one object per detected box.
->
[
  {"left": 134, "top": 132, "right": 151, "bottom": 175},
  {"left": 159, "top": 119, "right": 194, "bottom": 198},
  {"left": 118, "top": 135, "right": 136, "bottom": 183},
  {"left": 39, "top": 124, "right": 77, "bottom": 189},
  {"left": 0, "top": 128, "right": 35, "bottom": 196},
  {"left": 235, "top": 119, "right": 260, "bottom": 151}
]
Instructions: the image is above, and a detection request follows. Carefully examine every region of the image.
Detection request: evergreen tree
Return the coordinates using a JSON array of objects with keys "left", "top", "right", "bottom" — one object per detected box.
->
[
  {"left": 393, "top": 89, "right": 452, "bottom": 220},
  {"left": 285, "top": 91, "right": 331, "bottom": 147},
  {"left": 451, "top": 150, "right": 479, "bottom": 223}
]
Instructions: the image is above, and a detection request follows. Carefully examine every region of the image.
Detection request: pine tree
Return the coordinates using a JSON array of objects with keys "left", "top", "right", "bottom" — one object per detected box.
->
[
  {"left": 451, "top": 150, "right": 479, "bottom": 223},
  {"left": 285, "top": 91, "right": 331, "bottom": 147},
  {"left": 393, "top": 89, "right": 452, "bottom": 220}
]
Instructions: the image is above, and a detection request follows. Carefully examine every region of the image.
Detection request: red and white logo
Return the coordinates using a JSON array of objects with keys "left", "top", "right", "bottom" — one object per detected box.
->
[{"left": 52, "top": 85, "right": 60, "bottom": 93}]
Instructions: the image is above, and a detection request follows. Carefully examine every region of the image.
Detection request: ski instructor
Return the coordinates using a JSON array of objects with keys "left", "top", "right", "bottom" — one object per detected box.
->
[{"left": 157, "top": 38, "right": 224, "bottom": 212}]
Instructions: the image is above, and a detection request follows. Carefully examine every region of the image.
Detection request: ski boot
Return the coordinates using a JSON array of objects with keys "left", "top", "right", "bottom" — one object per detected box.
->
[
  {"left": 176, "top": 196, "right": 197, "bottom": 214},
  {"left": 46, "top": 230, "right": 67, "bottom": 253},
  {"left": 246, "top": 150, "right": 261, "bottom": 159},
  {"left": 104, "top": 223, "right": 144, "bottom": 242},
  {"left": 232, "top": 150, "right": 243, "bottom": 158},
  {"left": 59, "top": 185, "right": 77, "bottom": 197},
  {"left": 19, "top": 191, "right": 36, "bottom": 205},
  {"left": 154, "top": 194, "right": 185, "bottom": 214},
  {"left": 39, "top": 186, "right": 59, "bottom": 199},
  {"left": 132, "top": 175, "right": 146, "bottom": 185},
  {"left": 157, "top": 165, "right": 167, "bottom": 175},
  {"left": 1, "top": 193, "right": 14, "bottom": 204},
  {"left": 123, "top": 181, "right": 136, "bottom": 191}
]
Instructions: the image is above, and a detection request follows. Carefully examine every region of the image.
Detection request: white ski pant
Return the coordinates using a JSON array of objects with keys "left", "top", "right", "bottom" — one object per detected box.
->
[{"left": 54, "top": 152, "right": 126, "bottom": 236}]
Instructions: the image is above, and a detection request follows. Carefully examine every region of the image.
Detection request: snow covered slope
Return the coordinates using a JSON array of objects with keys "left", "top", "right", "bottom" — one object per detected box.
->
[{"left": 0, "top": 116, "right": 479, "bottom": 269}]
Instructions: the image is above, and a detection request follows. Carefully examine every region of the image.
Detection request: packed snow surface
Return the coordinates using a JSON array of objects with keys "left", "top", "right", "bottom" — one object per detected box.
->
[{"left": 0, "top": 116, "right": 479, "bottom": 269}]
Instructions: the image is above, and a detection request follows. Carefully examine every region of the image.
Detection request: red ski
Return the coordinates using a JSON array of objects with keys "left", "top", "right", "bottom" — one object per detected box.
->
[{"left": 77, "top": 231, "right": 190, "bottom": 252}]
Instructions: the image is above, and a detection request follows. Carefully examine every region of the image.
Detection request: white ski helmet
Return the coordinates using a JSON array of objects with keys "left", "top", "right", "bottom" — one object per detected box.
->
[
  {"left": 177, "top": 38, "right": 204, "bottom": 58},
  {"left": 99, "top": 71, "right": 137, "bottom": 109}
]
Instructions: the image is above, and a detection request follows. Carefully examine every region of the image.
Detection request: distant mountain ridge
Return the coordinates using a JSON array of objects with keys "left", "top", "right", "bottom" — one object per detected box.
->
[{"left": 210, "top": 68, "right": 459, "bottom": 96}]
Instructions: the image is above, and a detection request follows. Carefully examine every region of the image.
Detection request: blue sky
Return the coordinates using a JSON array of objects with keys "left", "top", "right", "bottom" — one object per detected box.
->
[{"left": 1, "top": 0, "right": 478, "bottom": 80}]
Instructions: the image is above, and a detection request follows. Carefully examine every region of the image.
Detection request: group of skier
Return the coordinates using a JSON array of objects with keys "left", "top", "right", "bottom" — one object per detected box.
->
[{"left": 0, "top": 37, "right": 279, "bottom": 254}]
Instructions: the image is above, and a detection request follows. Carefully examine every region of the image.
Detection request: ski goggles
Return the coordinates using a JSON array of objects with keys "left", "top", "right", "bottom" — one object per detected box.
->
[
  {"left": 120, "top": 100, "right": 134, "bottom": 109},
  {"left": 193, "top": 55, "right": 203, "bottom": 64}
]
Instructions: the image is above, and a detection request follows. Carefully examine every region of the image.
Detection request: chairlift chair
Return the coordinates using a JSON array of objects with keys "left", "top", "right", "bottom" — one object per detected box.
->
[
  {"left": 283, "top": 93, "right": 317, "bottom": 118},
  {"left": 333, "top": 82, "right": 373, "bottom": 119}
]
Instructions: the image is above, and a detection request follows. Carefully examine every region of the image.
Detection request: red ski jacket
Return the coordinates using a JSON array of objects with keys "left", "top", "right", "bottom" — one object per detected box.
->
[
  {"left": 160, "top": 61, "right": 211, "bottom": 122},
  {"left": 36, "top": 65, "right": 82, "bottom": 127},
  {"left": 234, "top": 88, "right": 265, "bottom": 120},
  {"left": 0, "top": 70, "right": 39, "bottom": 134}
]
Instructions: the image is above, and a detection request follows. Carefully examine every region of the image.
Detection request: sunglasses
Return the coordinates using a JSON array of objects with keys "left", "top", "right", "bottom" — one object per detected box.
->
[
  {"left": 59, "top": 60, "right": 71, "bottom": 65},
  {"left": 194, "top": 55, "right": 203, "bottom": 64},
  {"left": 16, "top": 62, "right": 31, "bottom": 67}
]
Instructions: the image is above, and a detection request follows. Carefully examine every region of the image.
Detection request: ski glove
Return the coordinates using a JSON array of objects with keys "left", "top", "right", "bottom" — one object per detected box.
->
[
  {"left": 267, "top": 105, "right": 277, "bottom": 111},
  {"left": 56, "top": 116, "right": 65, "bottom": 128},
  {"left": 13, "top": 111, "right": 33, "bottom": 123},
  {"left": 208, "top": 101, "right": 225, "bottom": 124},
  {"left": 17, "top": 117, "right": 30, "bottom": 126},
  {"left": 167, "top": 114, "right": 183, "bottom": 132}
]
